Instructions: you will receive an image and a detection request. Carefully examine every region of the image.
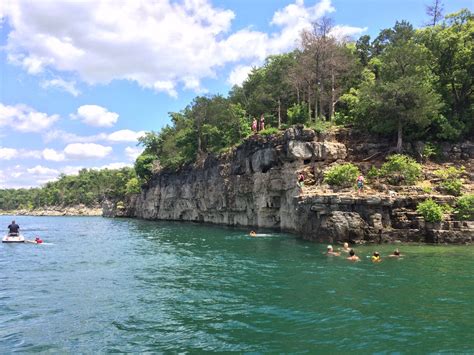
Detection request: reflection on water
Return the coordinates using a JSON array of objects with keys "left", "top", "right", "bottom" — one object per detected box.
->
[{"left": 0, "top": 216, "right": 473, "bottom": 352}]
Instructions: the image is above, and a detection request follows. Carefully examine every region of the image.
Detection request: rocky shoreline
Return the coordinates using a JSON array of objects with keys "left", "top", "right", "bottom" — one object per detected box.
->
[{"left": 0, "top": 205, "right": 102, "bottom": 217}]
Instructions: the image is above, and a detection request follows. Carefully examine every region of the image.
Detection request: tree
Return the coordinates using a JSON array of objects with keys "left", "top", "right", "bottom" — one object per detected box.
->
[
  {"left": 417, "top": 9, "right": 474, "bottom": 139},
  {"left": 425, "top": 0, "right": 444, "bottom": 26},
  {"left": 355, "top": 22, "right": 443, "bottom": 151}
]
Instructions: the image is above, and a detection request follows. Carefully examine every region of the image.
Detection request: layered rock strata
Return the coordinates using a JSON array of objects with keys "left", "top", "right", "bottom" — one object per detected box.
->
[{"left": 106, "top": 127, "right": 473, "bottom": 244}]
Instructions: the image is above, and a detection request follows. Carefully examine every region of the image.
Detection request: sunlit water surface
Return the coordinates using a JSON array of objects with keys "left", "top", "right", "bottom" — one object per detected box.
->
[{"left": 1, "top": 216, "right": 473, "bottom": 352}]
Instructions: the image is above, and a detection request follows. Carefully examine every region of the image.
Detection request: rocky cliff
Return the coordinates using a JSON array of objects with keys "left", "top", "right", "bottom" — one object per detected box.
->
[{"left": 105, "top": 127, "right": 473, "bottom": 244}]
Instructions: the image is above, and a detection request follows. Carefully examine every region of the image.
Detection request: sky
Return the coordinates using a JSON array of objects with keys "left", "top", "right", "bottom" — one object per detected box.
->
[{"left": 0, "top": 0, "right": 472, "bottom": 188}]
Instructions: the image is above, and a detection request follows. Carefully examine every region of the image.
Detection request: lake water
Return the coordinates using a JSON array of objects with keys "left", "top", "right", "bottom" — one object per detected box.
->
[{"left": 1, "top": 216, "right": 473, "bottom": 352}]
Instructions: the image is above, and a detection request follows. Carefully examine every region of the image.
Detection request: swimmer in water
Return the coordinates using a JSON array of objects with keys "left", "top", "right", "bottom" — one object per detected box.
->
[
  {"left": 340, "top": 242, "right": 351, "bottom": 253},
  {"left": 26, "top": 237, "right": 43, "bottom": 244},
  {"left": 388, "top": 249, "right": 403, "bottom": 258},
  {"left": 346, "top": 249, "right": 360, "bottom": 261},
  {"left": 371, "top": 251, "right": 382, "bottom": 262},
  {"left": 249, "top": 231, "right": 257, "bottom": 237},
  {"left": 325, "top": 245, "right": 340, "bottom": 256}
]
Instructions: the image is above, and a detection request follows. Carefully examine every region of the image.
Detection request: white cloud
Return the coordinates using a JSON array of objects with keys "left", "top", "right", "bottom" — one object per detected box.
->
[
  {"left": 330, "top": 25, "right": 368, "bottom": 40},
  {"left": 64, "top": 143, "right": 112, "bottom": 159},
  {"left": 42, "top": 148, "right": 66, "bottom": 162},
  {"left": 43, "top": 129, "right": 145, "bottom": 144},
  {"left": 228, "top": 65, "right": 254, "bottom": 86},
  {"left": 71, "top": 105, "right": 119, "bottom": 127},
  {"left": 27, "top": 165, "right": 59, "bottom": 176},
  {"left": 0, "top": 147, "right": 18, "bottom": 160},
  {"left": 43, "top": 129, "right": 103, "bottom": 144},
  {"left": 0, "top": 147, "right": 42, "bottom": 160},
  {"left": 0, "top": 103, "right": 59, "bottom": 132},
  {"left": 124, "top": 146, "right": 143, "bottom": 161},
  {"left": 2, "top": 0, "right": 364, "bottom": 96},
  {"left": 107, "top": 129, "right": 146, "bottom": 142},
  {"left": 40, "top": 78, "right": 81, "bottom": 97}
]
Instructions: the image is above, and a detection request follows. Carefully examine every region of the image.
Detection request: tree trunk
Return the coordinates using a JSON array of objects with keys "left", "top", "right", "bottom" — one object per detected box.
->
[
  {"left": 330, "top": 71, "right": 335, "bottom": 120},
  {"left": 277, "top": 98, "right": 281, "bottom": 129},
  {"left": 314, "top": 92, "right": 318, "bottom": 121},
  {"left": 319, "top": 81, "right": 324, "bottom": 120},
  {"left": 396, "top": 118, "right": 403, "bottom": 153},
  {"left": 307, "top": 83, "right": 312, "bottom": 120}
]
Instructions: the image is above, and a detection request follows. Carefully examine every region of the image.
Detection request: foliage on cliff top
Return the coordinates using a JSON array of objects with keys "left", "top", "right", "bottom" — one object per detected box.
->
[
  {"left": 324, "top": 163, "right": 360, "bottom": 188},
  {"left": 136, "top": 9, "right": 473, "bottom": 178},
  {"left": 455, "top": 194, "right": 474, "bottom": 220},
  {"left": 434, "top": 166, "right": 465, "bottom": 196},
  {"left": 417, "top": 199, "right": 444, "bottom": 223},
  {"left": 379, "top": 154, "right": 422, "bottom": 185}
]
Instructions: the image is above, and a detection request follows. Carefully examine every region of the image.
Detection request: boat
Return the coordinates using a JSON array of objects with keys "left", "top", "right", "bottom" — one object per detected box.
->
[{"left": 2, "top": 234, "right": 25, "bottom": 243}]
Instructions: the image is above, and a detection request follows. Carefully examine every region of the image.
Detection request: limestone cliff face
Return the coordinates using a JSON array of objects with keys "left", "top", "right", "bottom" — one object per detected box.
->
[{"left": 108, "top": 127, "right": 473, "bottom": 244}]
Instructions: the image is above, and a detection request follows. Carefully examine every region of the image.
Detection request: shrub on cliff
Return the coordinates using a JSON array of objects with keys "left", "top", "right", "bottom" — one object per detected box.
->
[
  {"left": 455, "top": 194, "right": 474, "bottom": 221},
  {"left": 417, "top": 199, "right": 444, "bottom": 222},
  {"left": 324, "top": 163, "right": 360, "bottom": 188},
  {"left": 259, "top": 127, "right": 280, "bottom": 136},
  {"left": 434, "top": 166, "right": 464, "bottom": 196},
  {"left": 125, "top": 177, "right": 141, "bottom": 194},
  {"left": 379, "top": 154, "right": 422, "bottom": 185}
]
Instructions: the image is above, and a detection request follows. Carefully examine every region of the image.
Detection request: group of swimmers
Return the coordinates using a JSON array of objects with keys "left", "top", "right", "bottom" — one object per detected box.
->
[{"left": 326, "top": 242, "right": 402, "bottom": 262}]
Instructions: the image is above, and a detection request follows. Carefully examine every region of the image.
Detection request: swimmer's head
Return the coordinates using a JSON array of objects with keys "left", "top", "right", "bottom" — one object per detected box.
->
[
  {"left": 349, "top": 249, "right": 355, "bottom": 256},
  {"left": 343, "top": 242, "right": 349, "bottom": 249},
  {"left": 327, "top": 245, "right": 333, "bottom": 251},
  {"left": 373, "top": 251, "right": 380, "bottom": 257},
  {"left": 394, "top": 249, "right": 400, "bottom": 256}
]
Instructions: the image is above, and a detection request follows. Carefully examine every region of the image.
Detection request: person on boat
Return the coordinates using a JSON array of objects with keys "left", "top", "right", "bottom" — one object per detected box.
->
[
  {"left": 7, "top": 220, "right": 20, "bottom": 236},
  {"left": 326, "top": 245, "right": 340, "bottom": 256},
  {"left": 371, "top": 251, "right": 382, "bottom": 263},
  {"left": 347, "top": 249, "right": 360, "bottom": 262},
  {"left": 388, "top": 249, "right": 403, "bottom": 258},
  {"left": 249, "top": 231, "right": 257, "bottom": 237}
]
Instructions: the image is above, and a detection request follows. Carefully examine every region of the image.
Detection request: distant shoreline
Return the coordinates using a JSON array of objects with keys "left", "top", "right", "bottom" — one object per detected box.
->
[{"left": 0, "top": 206, "right": 102, "bottom": 217}]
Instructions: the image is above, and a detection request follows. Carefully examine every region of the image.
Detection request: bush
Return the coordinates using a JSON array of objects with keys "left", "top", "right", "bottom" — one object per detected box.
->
[
  {"left": 134, "top": 153, "right": 156, "bottom": 181},
  {"left": 287, "top": 103, "right": 309, "bottom": 125},
  {"left": 259, "top": 127, "right": 280, "bottom": 136},
  {"left": 379, "top": 154, "right": 422, "bottom": 185},
  {"left": 125, "top": 177, "right": 141, "bottom": 194},
  {"left": 422, "top": 142, "right": 440, "bottom": 162},
  {"left": 434, "top": 166, "right": 464, "bottom": 196},
  {"left": 324, "top": 163, "right": 360, "bottom": 187},
  {"left": 455, "top": 194, "right": 474, "bottom": 221},
  {"left": 366, "top": 166, "right": 379, "bottom": 182},
  {"left": 417, "top": 199, "right": 444, "bottom": 223},
  {"left": 307, "top": 120, "right": 333, "bottom": 133}
]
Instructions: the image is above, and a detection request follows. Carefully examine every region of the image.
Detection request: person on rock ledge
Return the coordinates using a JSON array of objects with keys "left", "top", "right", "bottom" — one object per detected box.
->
[
  {"left": 356, "top": 174, "right": 365, "bottom": 195},
  {"left": 297, "top": 171, "right": 305, "bottom": 195}
]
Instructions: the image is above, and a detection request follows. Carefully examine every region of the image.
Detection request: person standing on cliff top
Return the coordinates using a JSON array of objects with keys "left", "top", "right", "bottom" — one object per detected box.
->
[
  {"left": 259, "top": 114, "right": 265, "bottom": 131},
  {"left": 251, "top": 118, "right": 257, "bottom": 134}
]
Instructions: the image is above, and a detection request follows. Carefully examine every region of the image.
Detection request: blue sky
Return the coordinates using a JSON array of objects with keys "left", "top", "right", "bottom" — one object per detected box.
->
[{"left": 0, "top": 0, "right": 471, "bottom": 188}]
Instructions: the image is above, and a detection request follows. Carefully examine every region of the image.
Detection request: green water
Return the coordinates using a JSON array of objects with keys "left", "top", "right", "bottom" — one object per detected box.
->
[{"left": 1, "top": 216, "right": 473, "bottom": 352}]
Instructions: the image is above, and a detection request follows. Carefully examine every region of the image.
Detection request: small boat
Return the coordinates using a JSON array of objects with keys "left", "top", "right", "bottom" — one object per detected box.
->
[{"left": 2, "top": 234, "right": 25, "bottom": 243}]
